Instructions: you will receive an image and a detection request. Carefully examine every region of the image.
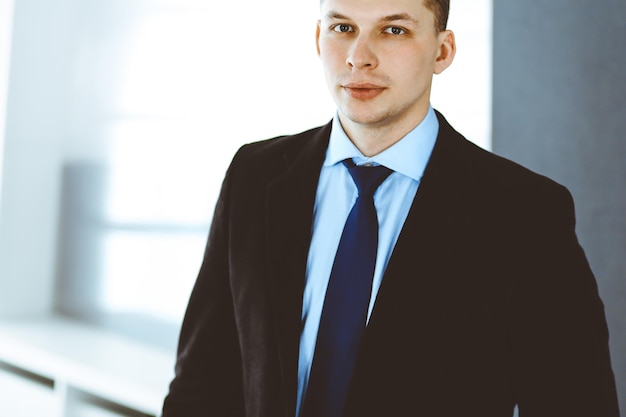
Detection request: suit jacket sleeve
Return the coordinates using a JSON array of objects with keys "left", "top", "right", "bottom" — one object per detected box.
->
[
  {"left": 509, "top": 182, "right": 619, "bottom": 416},
  {"left": 161, "top": 147, "right": 245, "bottom": 417}
]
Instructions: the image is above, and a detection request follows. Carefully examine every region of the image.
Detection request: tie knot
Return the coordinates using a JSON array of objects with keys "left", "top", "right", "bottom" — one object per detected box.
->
[{"left": 343, "top": 159, "right": 393, "bottom": 198}]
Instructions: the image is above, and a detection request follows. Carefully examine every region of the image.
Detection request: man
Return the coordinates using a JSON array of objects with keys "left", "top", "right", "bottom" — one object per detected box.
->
[{"left": 162, "top": 0, "right": 620, "bottom": 415}]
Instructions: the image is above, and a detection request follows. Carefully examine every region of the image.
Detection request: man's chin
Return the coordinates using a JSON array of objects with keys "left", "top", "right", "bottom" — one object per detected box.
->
[{"left": 337, "top": 108, "right": 391, "bottom": 128}]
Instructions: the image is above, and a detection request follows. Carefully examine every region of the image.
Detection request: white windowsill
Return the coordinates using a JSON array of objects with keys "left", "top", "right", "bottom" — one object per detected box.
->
[{"left": 0, "top": 314, "right": 175, "bottom": 416}]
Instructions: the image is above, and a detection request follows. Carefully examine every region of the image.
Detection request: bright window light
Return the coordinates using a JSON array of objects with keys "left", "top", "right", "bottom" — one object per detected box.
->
[{"left": 57, "top": 0, "right": 492, "bottom": 334}]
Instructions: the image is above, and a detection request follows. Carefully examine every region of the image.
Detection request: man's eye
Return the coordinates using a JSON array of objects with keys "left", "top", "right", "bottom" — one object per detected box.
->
[
  {"left": 384, "top": 26, "right": 406, "bottom": 35},
  {"left": 332, "top": 24, "right": 353, "bottom": 33}
]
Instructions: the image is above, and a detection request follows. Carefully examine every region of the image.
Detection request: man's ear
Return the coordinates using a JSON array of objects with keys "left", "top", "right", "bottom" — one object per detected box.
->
[
  {"left": 434, "top": 30, "right": 456, "bottom": 74},
  {"left": 315, "top": 20, "right": 322, "bottom": 56}
]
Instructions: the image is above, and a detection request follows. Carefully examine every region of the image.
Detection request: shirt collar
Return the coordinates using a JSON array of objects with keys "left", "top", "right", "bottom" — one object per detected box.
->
[{"left": 324, "top": 106, "right": 439, "bottom": 182}]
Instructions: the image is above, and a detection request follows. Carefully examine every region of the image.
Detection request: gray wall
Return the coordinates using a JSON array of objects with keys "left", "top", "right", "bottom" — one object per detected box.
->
[{"left": 493, "top": 0, "right": 626, "bottom": 414}]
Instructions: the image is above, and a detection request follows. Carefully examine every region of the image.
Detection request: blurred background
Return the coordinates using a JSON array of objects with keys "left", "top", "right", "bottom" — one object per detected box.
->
[{"left": 0, "top": 0, "right": 623, "bottom": 416}]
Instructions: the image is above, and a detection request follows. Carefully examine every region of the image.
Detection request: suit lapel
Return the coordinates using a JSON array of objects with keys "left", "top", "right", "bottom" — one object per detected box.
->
[
  {"left": 342, "top": 113, "right": 484, "bottom": 416},
  {"left": 366, "top": 112, "right": 478, "bottom": 334},
  {"left": 265, "top": 123, "right": 331, "bottom": 417}
]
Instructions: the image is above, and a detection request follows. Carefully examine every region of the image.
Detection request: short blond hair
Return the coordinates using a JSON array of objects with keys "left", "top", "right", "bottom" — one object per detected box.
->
[{"left": 424, "top": 0, "right": 449, "bottom": 33}]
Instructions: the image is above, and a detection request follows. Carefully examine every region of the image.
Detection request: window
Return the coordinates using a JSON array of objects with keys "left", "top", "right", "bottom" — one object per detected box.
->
[{"left": 2, "top": 0, "right": 492, "bottom": 351}]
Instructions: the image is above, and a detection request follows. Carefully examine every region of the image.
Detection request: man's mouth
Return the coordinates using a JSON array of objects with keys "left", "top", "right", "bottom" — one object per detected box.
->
[{"left": 343, "top": 83, "right": 386, "bottom": 100}]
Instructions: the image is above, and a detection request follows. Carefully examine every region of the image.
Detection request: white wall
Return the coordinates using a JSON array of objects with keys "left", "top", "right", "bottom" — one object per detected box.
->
[
  {"left": 432, "top": 0, "right": 493, "bottom": 150},
  {"left": 0, "top": 0, "right": 71, "bottom": 317},
  {"left": 0, "top": 0, "right": 15, "bottom": 217}
]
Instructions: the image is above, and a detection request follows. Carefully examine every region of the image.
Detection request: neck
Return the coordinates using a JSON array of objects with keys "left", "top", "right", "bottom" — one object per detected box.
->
[{"left": 338, "top": 108, "right": 429, "bottom": 157}]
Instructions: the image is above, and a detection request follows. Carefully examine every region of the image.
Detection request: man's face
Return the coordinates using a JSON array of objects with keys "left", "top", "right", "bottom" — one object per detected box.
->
[{"left": 316, "top": 0, "right": 454, "bottom": 132}]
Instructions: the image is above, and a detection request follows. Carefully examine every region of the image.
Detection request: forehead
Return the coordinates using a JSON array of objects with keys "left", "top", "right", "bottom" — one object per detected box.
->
[{"left": 320, "top": 0, "right": 432, "bottom": 23}]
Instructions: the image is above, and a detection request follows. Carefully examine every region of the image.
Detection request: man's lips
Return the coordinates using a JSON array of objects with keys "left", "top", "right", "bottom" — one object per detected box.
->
[{"left": 342, "top": 83, "right": 385, "bottom": 100}]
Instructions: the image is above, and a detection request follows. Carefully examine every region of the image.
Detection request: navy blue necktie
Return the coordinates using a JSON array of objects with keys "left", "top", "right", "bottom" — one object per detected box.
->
[{"left": 300, "top": 159, "right": 392, "bottom": 417}]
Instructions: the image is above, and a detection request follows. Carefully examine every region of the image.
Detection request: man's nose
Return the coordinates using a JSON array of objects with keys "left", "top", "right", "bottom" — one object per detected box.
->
[{"left": 346, "top": 34, "right": 378, "bottom": 69}]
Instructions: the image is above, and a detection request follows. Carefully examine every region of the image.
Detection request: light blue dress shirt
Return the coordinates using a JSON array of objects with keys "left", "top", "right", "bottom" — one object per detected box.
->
[{"left": 295, "top": 107, "right": 439, "bottom": 416}]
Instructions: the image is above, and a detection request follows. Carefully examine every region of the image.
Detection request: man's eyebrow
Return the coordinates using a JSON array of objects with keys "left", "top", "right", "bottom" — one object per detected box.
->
[
  {"left": 381, "top": 13, "right": 419, "bottom": 24},
  {"left": 324, "top": 11, "right": 350, "bottom": 20}
]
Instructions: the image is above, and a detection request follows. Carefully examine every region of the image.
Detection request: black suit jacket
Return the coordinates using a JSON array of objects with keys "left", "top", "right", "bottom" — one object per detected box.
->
[{"left": 162, "top": 112, "right": 619, "bottom": 417}]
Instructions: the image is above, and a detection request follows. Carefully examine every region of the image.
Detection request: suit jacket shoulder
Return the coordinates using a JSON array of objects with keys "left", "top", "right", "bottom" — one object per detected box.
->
[
  {"left": 227, "top": 123, "right": 331, "bottom": 184},
  {"left": 432, "top": 110, "right": 568, "bottom": 196}
]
